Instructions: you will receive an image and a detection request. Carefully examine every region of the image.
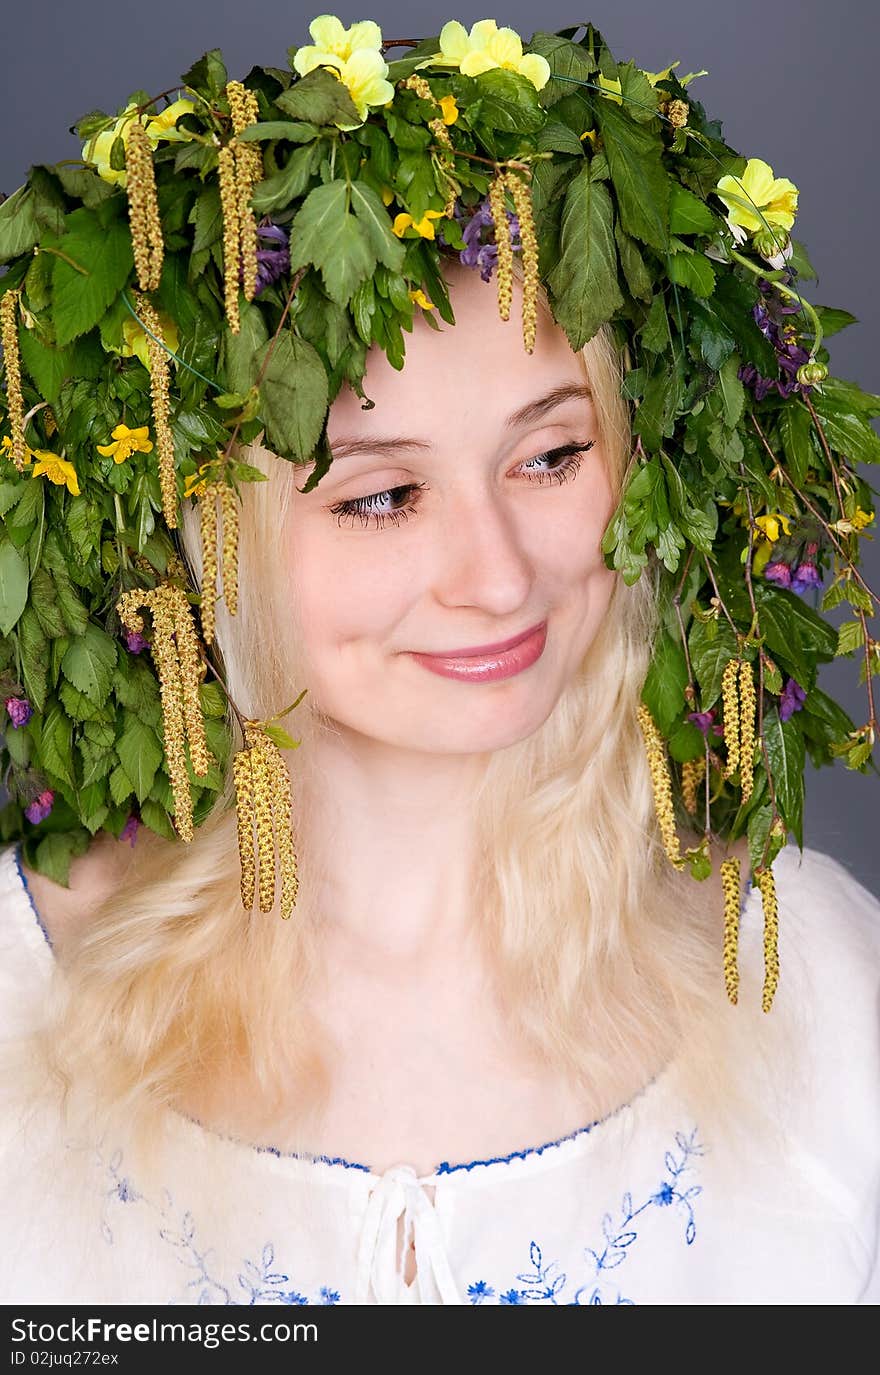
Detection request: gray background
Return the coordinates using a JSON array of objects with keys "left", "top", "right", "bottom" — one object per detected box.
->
[{"left": 3, "top": 1, "right": 878, "bottom": 895}]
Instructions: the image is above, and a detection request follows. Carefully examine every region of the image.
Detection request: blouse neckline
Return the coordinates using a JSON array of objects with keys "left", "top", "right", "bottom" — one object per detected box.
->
[{"left": 8, "top": 839, "right": 755, "bottom": 1190}]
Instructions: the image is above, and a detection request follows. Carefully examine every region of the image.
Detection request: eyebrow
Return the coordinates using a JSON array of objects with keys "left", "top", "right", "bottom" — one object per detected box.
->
[{"left": 325, "top": 382, "right": 594, "bottom": 462}]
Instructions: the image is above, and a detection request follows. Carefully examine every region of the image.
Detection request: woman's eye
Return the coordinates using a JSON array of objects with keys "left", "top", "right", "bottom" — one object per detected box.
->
[{"left": 326, "top": 440, "right": 595, "bottom": 531}]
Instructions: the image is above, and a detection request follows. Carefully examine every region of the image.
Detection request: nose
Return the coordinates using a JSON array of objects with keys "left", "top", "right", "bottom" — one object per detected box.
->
[{"left": 431, "top": 481, "right": 534, "bottom": 614}]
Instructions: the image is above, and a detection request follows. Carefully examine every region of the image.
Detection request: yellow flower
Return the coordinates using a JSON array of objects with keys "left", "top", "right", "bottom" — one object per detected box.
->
[
  {"left": 831, "top": 507, "right": 876, "bottom": 535},
  {"left": 392, "top": 209, "right": 444, "bottom": 239},
  {"left": 30, "top": 449, "right": 80, "bottom": 497},
  {"left": 1, "top": 435, "right": 34, "bottom": 465},
  {"left": 82, "top": 98, "right": 197, "bottom": 186},
  {"left": 715, "top": 157, "right": 799, "bottom": 236},
  {"left": 438, "top": 94, "right": 459, "bottom": 125},
  {"left": 408, "top": 288, "right": 434, "bottom": 310},
  {"left": 597, "top": 74, "right": 623, "bottom": 105},
  {"left": 641, "top": 63, "right": 680, "bottom": 85},
  {"left": 291, "top": 14, "right": 393, "bottom": 126},
  {"left": 751, "top": 512, "right": 793, "bottom": 575},
  {"left": 380, "top": 184, "right": 395, "bottom": 206},
  {"left": 117, "top": 311, "right": 180, "bottom": 371},
  {"left": 96, "top": 422, "right": 154, "bottom": 465},
  {"left": 145, "top": 97, "right": 197, "bottom": 143},
  {"left": 183, "top": 462, "right": 214, "bottom": 500},
  {"left": 754, "top": 512, "right": 793, "bottom": 544},
  {"left": 437, "top": 19, "right": 551, "bottom": 91}
]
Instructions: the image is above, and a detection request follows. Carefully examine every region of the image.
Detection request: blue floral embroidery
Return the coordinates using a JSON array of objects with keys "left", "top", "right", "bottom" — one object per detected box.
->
[
  {"left": 95, "top": 1140, "right": 341, "bottom": 1305},
  {"left": 466, "top": 1127, "right": 705, "bottom": 1305}
]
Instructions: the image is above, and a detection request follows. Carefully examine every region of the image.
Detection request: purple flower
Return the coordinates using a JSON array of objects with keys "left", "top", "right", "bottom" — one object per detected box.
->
[
  {"left": 790, "top": 559, "right": 822, "bottom": 595},
  {"left": 124, "top": 629, "right": 149, "bottom": 654},
  {"left": 240, "top": 221, "right": 291, "bottom": 297},
  {"left": 739, "top": 271, "right": 816, "bottom": 401},
  {"left": 789, "top": 539, "right": 823, "bottom": 595},
  {"left": 687, "top": 709, "right": 723, "bottom": 737},
  {"left": 440, "top": 195, "right": 522, "bottom": 283},
  {"left": 120, "top": 813, "right": 140, "bottom": 846},
  {"left": 24, "top": 789, "right": 54, "bottom": 824},
  {"left": 779, "top": 676, "right": 807, "bottom": 723},
  {"left": 764, "top": 560, "right": 793, "bottom": 588},
  {"left": 5, "top": 695, "right": 32, "bottom": 728}
]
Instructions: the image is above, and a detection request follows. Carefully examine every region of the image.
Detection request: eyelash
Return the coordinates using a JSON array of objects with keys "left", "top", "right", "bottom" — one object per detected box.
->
[{"left": 326, "top": 440, "right": 596, "bottom": 530}]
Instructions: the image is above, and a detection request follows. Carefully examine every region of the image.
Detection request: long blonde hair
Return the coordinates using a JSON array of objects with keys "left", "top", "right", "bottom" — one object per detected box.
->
[{"left": 8, "top": 259, "right": 810, "bottom": 1199}]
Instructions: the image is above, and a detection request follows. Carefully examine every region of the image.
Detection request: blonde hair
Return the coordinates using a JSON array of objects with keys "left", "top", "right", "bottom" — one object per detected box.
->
[{"left": 7, "top": 256, "right": 810, "bottom": 1202}]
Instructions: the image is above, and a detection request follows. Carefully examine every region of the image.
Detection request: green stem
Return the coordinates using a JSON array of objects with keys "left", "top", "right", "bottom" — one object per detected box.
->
[{"left": 729, "top": 246, "right": 824, "bottom": 360}]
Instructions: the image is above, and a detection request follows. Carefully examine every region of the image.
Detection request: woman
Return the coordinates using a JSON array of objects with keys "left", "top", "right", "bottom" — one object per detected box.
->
[{"left": 3, "top": 248, "right": 878, "bottom": 1304}]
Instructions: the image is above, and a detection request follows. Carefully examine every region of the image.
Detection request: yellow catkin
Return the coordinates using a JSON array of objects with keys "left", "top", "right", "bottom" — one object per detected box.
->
[
  {"left": 265, "top": 743, "right": 300, "bottom": 919},
  {"left": 488, "top": 169, "right": 514, "bottom": 323},
  {"left": 504, "top": 168, "right": 539, "bottom": 355},
  {"left": 720, "top": 855, "right": 742, "bottom": 1005},
  {"left": 757, "top": 864, "right": 780, "bottom": 1013},
  {"left": 721, "top": 656, "right": 741, "bottom": 780},
  {"left": 217, "top": 142, "right": 241, "bottom": 333},
  {"left": 225, "top": 82, "right": 264, "bottom": 307},
  {"left": 0, "top": 288, "right": 28, "bottom": 472},
  {"left": 664, "top": 98, "right": 689, "bottom": 129},
  {"left": 172, "top": 589, "right": 211, "bottom": 777},
  {"left": 738, "top": 657, "right": 756, "bottom": 804},
  {"left": 681, "top": 755, "right": 706, "bottom": 815},
  {"left": 402, "top": 73, "right": 458, "bottom": 215},
  {"left": 246, "top": 728, "right": 277, "bottom": 913},
  {"left": 116, "top": 582, "right": 212, "bottom": 843},
  {"left": 132, "top": 290, "right": 178, "bottom": 528},
  {"left": 124, "top": 118, "right": 164, "bottom": 292},
  {"left": 232, "top": 745, "right": 256, "bottom": 910},
  {"left": 197, "top": 481, "right": 220, "bottom": 646},
  {"left": 637, "top": 702, "right": 686, "bottom": 870},
  {"left": 218, "top": 480, "right": 239, "bottom": 616}
]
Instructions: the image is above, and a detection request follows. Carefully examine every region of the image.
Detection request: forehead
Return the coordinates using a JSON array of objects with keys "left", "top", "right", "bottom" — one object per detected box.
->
[{"left": 327, "top": 259, "right": 586, "bottom": 444}]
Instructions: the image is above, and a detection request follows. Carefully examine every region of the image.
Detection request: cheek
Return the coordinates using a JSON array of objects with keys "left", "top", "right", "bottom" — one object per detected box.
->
[{"left": 288, "top": 523, "right": 413, "bottom": 647}]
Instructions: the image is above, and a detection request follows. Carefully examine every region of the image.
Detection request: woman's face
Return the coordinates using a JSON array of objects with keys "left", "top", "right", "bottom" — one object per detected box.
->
[{"left": 285, "top": 260, "right": 619, "bottom": 756}]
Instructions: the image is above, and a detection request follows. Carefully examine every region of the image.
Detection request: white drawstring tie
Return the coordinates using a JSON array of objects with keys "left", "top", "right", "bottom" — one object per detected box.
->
[{"left": 354, "top": 1164, "right": 463, "bottom": 1304}]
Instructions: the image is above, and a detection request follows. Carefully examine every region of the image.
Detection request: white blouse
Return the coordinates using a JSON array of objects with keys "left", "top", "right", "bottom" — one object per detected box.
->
[{"left": 1, "top": 838, "right": 878, "bottom": 1306}]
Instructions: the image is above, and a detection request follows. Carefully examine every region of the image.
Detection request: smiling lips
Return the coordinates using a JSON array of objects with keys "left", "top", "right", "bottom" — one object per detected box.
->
[{"left": 407, "top": 621, "right": 548, "bottom": 682}]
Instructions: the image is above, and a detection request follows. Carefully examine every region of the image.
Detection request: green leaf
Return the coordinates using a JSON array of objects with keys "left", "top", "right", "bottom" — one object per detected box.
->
[
  {"left": 108, "top": 762, "right": 135, "bottom": 806},
  {"left": 29, "top": 567, "right": 66, "bottom": 639},
  {"left": 235, "top": 120, "right": 319, "bottom": 143},
  {"left": 778, "top": 400, "right": 815, "bottom": 486},
  {"left": 0, "top": 185, "right": 40, "bottom": 264},
  {"left": 762, "top": 705, "right": 805, "bottom": 847},
  {"left": 348, "top": 182, "right": 406, "bottom": 272},
  {"left": 199, "top": 680, "right": 228, "bottom": 718},
  {"left": 667, "top": 244, "right": 716, "bottom": 297},
  {"left": 545, "top": 165, "right": 623, "bottom": 352},
  {"left": 31, "top": 832, "right": 80, "bottom": 886},
  {"left": 811, "top": 305, "right": 858, "bottom": 339},
  {"left": 276, "top": 66, "right": 362, "bottom": 126},
  {"left": 18, "top": 605, "right": 49, "bottom": 712},
  {"left": 717, "top": 354, "right": 745, "bottom": 430},
  {"left": 60, "top": 623, "right": 119, "bottom": 704},
  {"left": 0, "top": 537, "right": 30, "bottom": 635},
  {"left": 471, "top": 67, "right": 545, "bottom": 132},
  {"left": 592, "top": 97, "right": 669, "bottom": 254},
  {"left": 835, "top": 619, "right": 865, "bottom": 656},
  {"left": 527, "top": 30, "right": 598, "bottom": 108},
  {"left": 180, "top": 48, "right": 228, "bottom": 99},
  {"left": 668, "top": 181, "right": 719, "bottom": 236},
  {"left": 808, "top": 393, "right": 880, "bottom": 467},
  {"left": 687, "top": 615, "right": 739, "bottom": 711},
  {"left": 37, "top": 702, "right": 74, "bottom": 787},
  {"left": 256, "top": 330, "right": 328, "bottom": 461},
  {"left": 288, "top": 180, "right": 376, "bottom": 305},
  {"left": 251, "top": 142, "right": 322, "bottom": 215},
  {"left": 614, "top": 221, "right": 653, "bottom": 302},
  {"left": 641, "top": 630, "right": 688, "bottom": 735},
  {"left": 222, "top": 300, "right": 269, "bottom": 395},
  {"left": 51, "top": 207, "right": 134, "bottom": 347},
  {"left": 752, "top": 583, "right": 838, "bottom": 681},
  {"left": 116, "top": 715, "right": 163, "bottom": 803},
  {"left": 138, "top": 797, "right": 177, "bottom": 840}
]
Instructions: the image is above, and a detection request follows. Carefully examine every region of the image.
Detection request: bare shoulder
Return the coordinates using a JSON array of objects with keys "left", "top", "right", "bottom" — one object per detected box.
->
[{"left": 19, "top": 831, "right": 141, "bottom": 953}]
